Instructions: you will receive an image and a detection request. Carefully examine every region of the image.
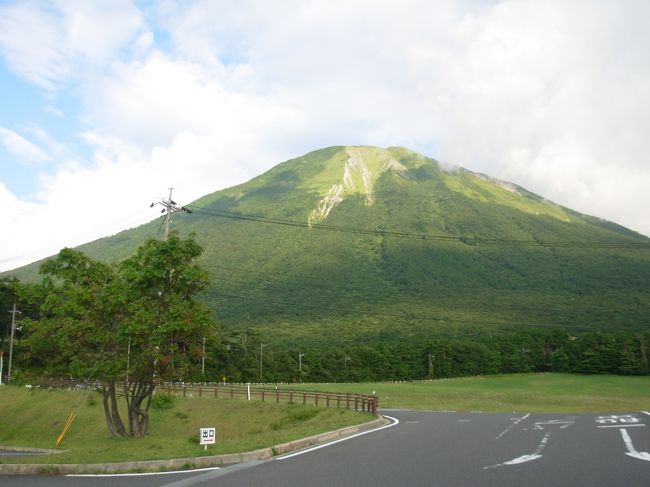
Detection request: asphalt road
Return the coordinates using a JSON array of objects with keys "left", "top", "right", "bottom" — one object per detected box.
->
[{"left": 2, "top": 410, "right": 650, "bottom": 486}]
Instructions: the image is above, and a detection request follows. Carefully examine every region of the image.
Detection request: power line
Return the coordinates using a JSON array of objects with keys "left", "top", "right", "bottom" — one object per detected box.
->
[
  {"left": 185, "top": 206, "right": 650, "bottom": 250},
  {"left": 150, "top": 188, "right": 193, "bottom": 240},
  {"left": 0, "top": 208, "right": 157, "bottom": 268}
]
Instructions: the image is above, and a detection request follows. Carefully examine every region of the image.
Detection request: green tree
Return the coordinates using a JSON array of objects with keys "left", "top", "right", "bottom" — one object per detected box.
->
[{"left": 26, "top": 233, "right": 213, "bottom": 438}]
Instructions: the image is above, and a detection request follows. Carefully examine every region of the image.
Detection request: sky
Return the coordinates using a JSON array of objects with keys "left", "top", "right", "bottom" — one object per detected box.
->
[{"left": 1, "top": 0, "right": 649, "bottom": 272}]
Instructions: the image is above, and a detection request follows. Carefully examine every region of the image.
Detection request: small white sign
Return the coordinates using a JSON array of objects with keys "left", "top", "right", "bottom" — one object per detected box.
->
[{"left": 200, "top": 427, "right": 216, "bottom": 445}]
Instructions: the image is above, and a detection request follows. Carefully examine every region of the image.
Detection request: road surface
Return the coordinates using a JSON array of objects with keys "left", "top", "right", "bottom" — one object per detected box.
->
[{"left": 2, "top": 410, "right": 649, "bottom": 486}]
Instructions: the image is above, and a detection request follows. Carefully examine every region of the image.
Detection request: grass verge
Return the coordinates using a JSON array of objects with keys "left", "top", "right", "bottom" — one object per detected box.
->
[
  {"left": 0, "top": 386, "right": 368, "bottom": 464},
  {"left": 287, "top": 373, "right": 650, "bottom": 413}
]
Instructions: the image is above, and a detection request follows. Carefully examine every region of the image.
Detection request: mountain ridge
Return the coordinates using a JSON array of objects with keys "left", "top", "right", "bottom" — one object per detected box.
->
[{"left": 5, "top": 146, "right": 650, "bottom": 343}]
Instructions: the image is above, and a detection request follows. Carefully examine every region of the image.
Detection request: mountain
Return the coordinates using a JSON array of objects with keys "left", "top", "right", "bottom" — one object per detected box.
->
[{"left": 7, "top": 146, "right": 650, "bottom": 374}]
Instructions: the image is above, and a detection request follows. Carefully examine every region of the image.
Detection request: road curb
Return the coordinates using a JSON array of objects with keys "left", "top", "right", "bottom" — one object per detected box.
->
[{"left": 0, "top": 416, "right": 388, "bottom": 475}]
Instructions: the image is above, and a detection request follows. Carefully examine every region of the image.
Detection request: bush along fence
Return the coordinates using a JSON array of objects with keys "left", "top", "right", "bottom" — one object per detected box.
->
[{"left": 159, "top": 383, "right": 379, "bottom": 415}]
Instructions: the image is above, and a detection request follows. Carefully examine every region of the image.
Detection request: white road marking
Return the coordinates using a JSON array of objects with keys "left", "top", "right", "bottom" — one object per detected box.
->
[
  {"left": 598, "top": 424, "right": 645, "bottom": 428},
  {"left": 495, "top": 413, "right": 530, "bottom": 440},
  {"left": 642, "top": 411, "right": 650, "bottom": 417},
  {"left": 620, "top": 428, "right": 650, "bottom": 462},
  {"left": 275, "top": 415, "right": 400, "bottom": 461},
  {"left": 533, "top": 419, "right": 575, "bottom": 430},
  {"left": 484, "top": 432, "right": 550, "bottom": 469},
  {"left": 67, "top": 466, "right": 221, "bottom": 477}
]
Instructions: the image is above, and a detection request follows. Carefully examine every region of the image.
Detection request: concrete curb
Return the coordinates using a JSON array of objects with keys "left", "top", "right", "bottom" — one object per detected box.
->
[
  {"left": 0, "top": 416, "right": 389, "bottom": 475},
  {"left": 0, "top": 446, "right": 64, "bottom": 455}
]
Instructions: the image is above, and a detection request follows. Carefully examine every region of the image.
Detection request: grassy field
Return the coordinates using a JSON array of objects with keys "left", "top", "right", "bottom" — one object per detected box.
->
[
  {"left": 286, "top": 373, "right": 650, "bottom": 413},
  {"left": 0, "top": 386, "right": 368, "bottom": 465},
  {"left": 2, "top": 374, "right": 648, "bottom": 465}
]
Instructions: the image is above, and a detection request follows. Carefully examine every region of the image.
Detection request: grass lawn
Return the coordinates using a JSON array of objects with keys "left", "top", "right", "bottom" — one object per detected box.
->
[
  {"left": 2, "top": 374, "right": 648, "bottom": 465},
  {"left": 286, "top": 373, "right": 650, "bottom": 413},
  {"left": 0, "top": 386, "right": 369, "bottom": 465}
]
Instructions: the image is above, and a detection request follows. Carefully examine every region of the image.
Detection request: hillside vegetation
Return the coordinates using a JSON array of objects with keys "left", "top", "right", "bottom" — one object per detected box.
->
[{"left": 5, "top": 146, "right": 650, "bottom": 382}]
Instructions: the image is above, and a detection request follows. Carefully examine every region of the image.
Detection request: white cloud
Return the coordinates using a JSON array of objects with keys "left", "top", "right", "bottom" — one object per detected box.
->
[
  {"left": 0, "top": 0, "right": 145, "bottom": 90},
  {"left": 0, "top": 127, "right": 52, "bottom": 165},
  {"left": 1, "top": 0, "right": 650, "bottom": 272}
]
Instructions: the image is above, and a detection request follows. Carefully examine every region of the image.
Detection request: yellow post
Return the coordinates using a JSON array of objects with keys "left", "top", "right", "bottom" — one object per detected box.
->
[{"left": 56, "top": 411, "right": 76, "bottom": 447}]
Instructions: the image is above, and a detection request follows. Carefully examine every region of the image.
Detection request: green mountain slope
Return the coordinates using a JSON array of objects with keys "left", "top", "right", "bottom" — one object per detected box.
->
[{"left": 8, "top": 146, "right": 650, "bottom": 353}]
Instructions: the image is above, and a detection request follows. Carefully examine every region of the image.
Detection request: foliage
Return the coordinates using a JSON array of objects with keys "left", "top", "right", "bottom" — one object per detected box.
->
[
  {"left": 151, "top": 393, "right": 175, "bottom": 410},
  {"left": 5, "top": 146, "right": 650, "bottom": 383},
  {"left": 18, "top": 233, "right": 213, "bottom": 438}
]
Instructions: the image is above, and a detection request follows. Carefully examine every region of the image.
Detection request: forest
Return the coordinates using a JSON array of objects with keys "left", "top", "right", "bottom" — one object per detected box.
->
[{"left": 2, "top": 236, "right": 648, "bottom": 388}]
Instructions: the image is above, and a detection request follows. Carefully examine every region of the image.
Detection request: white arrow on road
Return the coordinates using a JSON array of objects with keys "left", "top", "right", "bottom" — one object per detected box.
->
[
  {"left": 483, "top": 432, "right": 550, "bottom": 469},
  {"left": 620, "top": 428, "right": 650, "bottom": 462}
]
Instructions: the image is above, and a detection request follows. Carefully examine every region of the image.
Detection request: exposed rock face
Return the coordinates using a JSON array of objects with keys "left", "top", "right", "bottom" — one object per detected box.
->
[
  {"left": 308, "top": 147, "right": 412, "bottom": 226},
  {"left": 466, "top": 170, "right": 521, "bottom": 195}
]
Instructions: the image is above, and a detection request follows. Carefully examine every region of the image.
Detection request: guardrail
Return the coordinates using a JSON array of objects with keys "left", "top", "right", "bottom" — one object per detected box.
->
[{"left": 159, "top": 384, "right": 379, "bottom": 415}]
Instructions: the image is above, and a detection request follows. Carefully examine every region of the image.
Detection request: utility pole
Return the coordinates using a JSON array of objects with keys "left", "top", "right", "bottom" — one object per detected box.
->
[
  {"left": 298, "top": 352, "right": 305, "bottom": 381},
  {"left": 259, "top": 343, "right": 266, "bottom": 382},
  {"left": 7, "top": 301, "right": 20, "bottom": 383},
  {"left": 163, "top": 187, "right": 173, "bottom": 240},
  {"left": 344, "top": 355, "right": 350, "bottom": 381},
  {"left": 126, "top": 338, "right": 131, "bottom": 384},
  {"left": 201, "top": 336, "right": 206, "bottom": 376},
  {"left": 150, "top": 188, "right": 193, "bottom": 240},
  {"left": 428, "top": 353, "right": 434, "bottom": 379}
]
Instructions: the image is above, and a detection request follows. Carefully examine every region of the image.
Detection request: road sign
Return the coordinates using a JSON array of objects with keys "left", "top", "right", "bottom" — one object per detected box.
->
[{"left": 200, "top": 427, "right": 216, "bottom": 446}]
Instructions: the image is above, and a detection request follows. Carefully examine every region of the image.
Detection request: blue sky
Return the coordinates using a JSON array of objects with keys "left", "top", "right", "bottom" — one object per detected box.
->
[{"left": 1, "top": 0, "right": 649, "bottom": 271}]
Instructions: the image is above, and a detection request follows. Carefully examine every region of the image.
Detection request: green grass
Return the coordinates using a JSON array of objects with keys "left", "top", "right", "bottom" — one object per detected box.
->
[
  {"left": 0, "top": 386, "right": 368, "bottom": 464},
  {"left": 286, "top": 373, "right": 650, "bottom": 413}
]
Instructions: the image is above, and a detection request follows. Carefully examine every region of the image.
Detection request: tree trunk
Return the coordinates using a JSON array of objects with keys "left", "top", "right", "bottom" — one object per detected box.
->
[
  {"left": 125, "top": 379, "right": 155, "bottom": 437},
  {"left": 102, "top": 381, "right": 127, "bottom": 437}
]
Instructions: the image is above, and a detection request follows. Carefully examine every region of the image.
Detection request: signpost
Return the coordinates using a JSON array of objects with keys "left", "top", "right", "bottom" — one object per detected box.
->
[{"left": 200, "top": 427, "right": 216, "bottom": 450}]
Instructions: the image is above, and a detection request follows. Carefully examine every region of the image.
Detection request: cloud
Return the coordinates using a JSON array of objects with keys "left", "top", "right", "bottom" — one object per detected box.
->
[
  {"left": 1, "top": 0, "right": 650, "bottom": 272},
  {"left": 0, "top": 127, "right": 52, "bottom": 165},
  {"left": 0, "top": 0, "right": 145, "bottom": 90}
]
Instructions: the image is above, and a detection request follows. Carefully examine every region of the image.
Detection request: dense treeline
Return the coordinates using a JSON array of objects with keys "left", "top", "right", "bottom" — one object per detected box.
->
[
  {"left": 194, "top": 328, "right": 650, "bottom": 383},
  {"left": 3, "top": 263, "right": 649, "bottom": 388}
]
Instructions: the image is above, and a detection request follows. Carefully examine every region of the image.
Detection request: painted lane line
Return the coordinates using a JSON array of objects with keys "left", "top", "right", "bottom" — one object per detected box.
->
[
  {"left": 495, "top": 413, "right": 530, "bottom": 440},
  {"left": 160, "top": 460, "right": 265, "bottom": 487},
  {"left": 598, "top": 424, "right": 645, "bottom": 428},
  {"left": 276, "top": 415, "right": 400, "bottom": 461},
  {"left": 484, "top": 432, "right": 550, "bottom": 470},
  {"left": 620, "top": 428, "right": 650, "bottom": 462},
  {"left": 67, "top": 466, "right": 222, "bottom": 477},
  {"left": 642, "top": 411, "right": 650, "bottom": 417}
]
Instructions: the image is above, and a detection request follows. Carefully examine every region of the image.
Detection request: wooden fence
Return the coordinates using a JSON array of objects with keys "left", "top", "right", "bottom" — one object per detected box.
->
[{"left": 159, "top": 384, "right": 379, "bottom": 415}]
